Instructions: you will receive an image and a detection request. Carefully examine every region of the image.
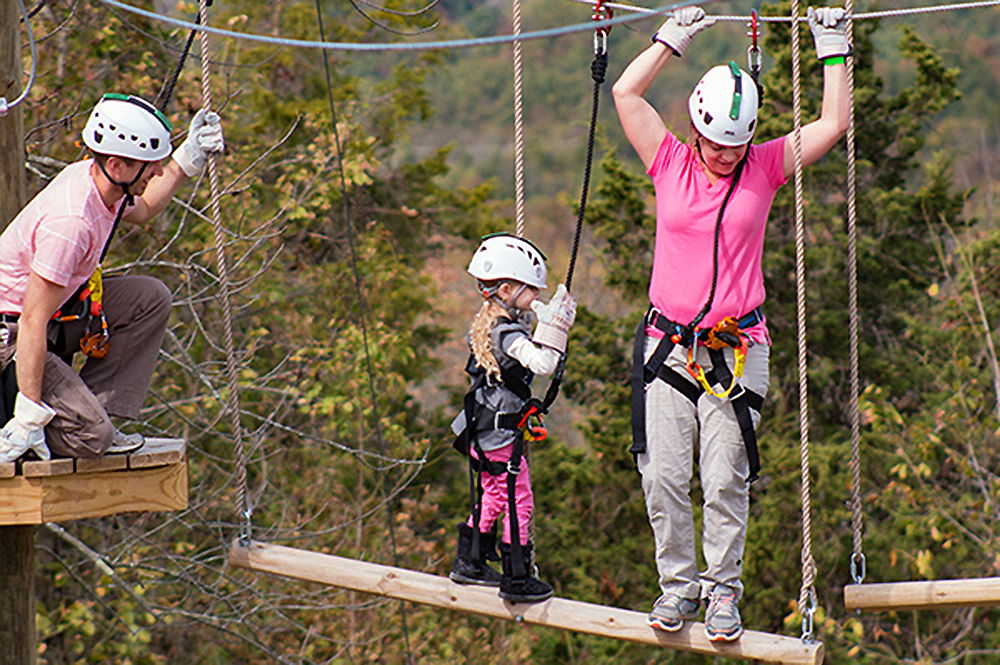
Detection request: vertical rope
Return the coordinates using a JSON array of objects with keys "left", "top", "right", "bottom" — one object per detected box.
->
[
  {"left": 312, "top": 3, "right": 414, "bottom": 661},
  {"left": 843, "top": 2, "right": 866, "bottom": 587},
  {"left": 789, "top": 0, "right": 818, "bottom": 641},
  {"left": 511, "top": 0, "right": 527, "bottom": 237},
  {"left": 195, "top": 0, "right": 253, "bottom": 544}
]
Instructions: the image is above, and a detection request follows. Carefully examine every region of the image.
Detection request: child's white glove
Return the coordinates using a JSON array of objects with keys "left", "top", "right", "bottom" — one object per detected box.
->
[
  {"left": 807, "top": 6, "right": 851, "bottom": 60},
  {"left": 173, "top": 108, "right": 225, "bottom": 177},
  {"left": 652, "top": 6, "right": 716, "bottom": 57},
  {"left": 0, "top": 392, "right": 56, "bottom": 463},
  {"left": 530, "top": 284, "right": 576, "bottom": 354}
]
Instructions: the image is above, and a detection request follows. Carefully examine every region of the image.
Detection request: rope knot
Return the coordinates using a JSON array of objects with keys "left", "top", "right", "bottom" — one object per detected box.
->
[{"left": 591, "top": 52, "right": 608, "bottom": 84}]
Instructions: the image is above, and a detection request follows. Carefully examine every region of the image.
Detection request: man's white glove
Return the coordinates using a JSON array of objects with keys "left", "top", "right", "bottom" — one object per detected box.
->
[
  {"left": 0, "top": 392, "right": 56, "bottom": 463},
  {"left": 807, "top": 6, "right": 851, "bottom": 60},
  {"left": 652, "top": 6, "right": 716, "bottom": 57},
  {"left": 530, "top": 284, "right": 577, "bottom": 354},
  {"left": 172, "top": 108, "right": 225, "bottom": 178}
]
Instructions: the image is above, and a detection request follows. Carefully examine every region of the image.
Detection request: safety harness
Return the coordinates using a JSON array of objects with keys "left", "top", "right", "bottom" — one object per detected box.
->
[
  {"left": 630, "top": 306, "right": 765, "bottom": 482},
  {"left": 452, "top": 319, "right": 547, "bottom": 580}
]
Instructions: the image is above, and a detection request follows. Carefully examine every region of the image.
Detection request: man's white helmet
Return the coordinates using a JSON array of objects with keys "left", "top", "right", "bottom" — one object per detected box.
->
[
  {"left": 688, "top": 62, "right": 758, "bottom": 147},
  {"left": 468, "top": 233, "right": 547, "bottom": 289},
  {"left": 82, "top": 93, "right": 173, "bottom": 161}
]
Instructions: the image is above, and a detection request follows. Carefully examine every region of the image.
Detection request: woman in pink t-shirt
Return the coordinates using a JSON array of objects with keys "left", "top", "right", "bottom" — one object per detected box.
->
[{"left": 612, "top": 5, "right": 851, "bottom": 641}]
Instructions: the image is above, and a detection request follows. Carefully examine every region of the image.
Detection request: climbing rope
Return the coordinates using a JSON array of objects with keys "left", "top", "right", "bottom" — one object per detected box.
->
[
  {"left": 512, "top": 0, "right": 527, "bottom": 237},
  {"left": 194, "top": 0, "right": 254, "bottom": 546},
  {"left": 788, "top": 0, "right": 819, "bottom": 644},
  {"left": 313, "top": 1, "right": 415, "bottom": 660},
  {"left": 843, "top": 0, "right": 866, "bottom": 590}
]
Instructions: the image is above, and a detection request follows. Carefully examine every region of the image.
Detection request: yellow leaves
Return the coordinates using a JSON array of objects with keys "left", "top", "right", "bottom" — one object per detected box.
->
[
  {"left": 916, "top": 549, "right": 935, "bottom": 578},
  {"left": 927, "top": 282, "right": 940, "bottom": 297}
]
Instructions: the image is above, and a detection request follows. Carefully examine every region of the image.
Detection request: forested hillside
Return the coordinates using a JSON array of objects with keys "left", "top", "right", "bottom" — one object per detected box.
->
[{"left": 7, "top": 0, "right": 998, "bottom": 664}]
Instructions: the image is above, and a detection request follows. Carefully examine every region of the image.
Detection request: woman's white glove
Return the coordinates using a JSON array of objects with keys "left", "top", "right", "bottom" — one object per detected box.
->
[
  {"left": 0, "top": 392, "right": 56, "bottom": 463},
  {"left": 652, "top": 6, "right": 716, "bottom": 57},
  {"left": 530, "top": 284, "right": 577, "bottom": 354},
  {"left": 807, "top": 6, "right": 851, "bottom": 60},
  {"left": 173, "top": 108, "right": 225, "bottom": 177}
]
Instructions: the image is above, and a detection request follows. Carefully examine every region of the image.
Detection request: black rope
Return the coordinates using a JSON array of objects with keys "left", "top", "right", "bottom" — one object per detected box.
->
[
  {"left": 539, "top": 48, "right": 607, "bottom": 412},
  {"left": 313, "top": 2, "right": 414, "bottom": 663}
]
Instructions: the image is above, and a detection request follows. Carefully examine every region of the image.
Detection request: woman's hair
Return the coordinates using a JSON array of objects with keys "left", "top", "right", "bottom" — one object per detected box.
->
[{"left": 468, "top": 298, "right": 507, "bottom": 381}]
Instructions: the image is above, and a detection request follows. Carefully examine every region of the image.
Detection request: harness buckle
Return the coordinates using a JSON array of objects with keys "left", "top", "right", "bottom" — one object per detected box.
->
[{"left": 507, "top": 460, "right": 521, "bottom": 475}]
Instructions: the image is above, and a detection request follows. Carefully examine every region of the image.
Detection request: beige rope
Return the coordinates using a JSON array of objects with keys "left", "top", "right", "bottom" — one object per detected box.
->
[
  {"left": 843, "top": 0, "right": 866, "bottom": 585},
  {"left": 512, "top": 0, "right": 527, "bottom": 237},
  {"left": 196, "top": 0, "right": 253, "bottom": 542},
  {"left": 788, "top": 0, "right": 818, "bottom": 641}
]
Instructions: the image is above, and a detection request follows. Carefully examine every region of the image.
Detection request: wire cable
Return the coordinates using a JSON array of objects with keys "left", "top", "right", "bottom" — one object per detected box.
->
[{"left": 0, "top": 0, "right": 39, "bottom": 117}]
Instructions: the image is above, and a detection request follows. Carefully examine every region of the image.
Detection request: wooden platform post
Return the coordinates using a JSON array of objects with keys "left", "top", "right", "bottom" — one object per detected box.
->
[
  {"left": 1, "top": 1, "right": 32, "bottom": 662},
  {"left": 229, "top": 541, "right": 824, "bottom": 665}
]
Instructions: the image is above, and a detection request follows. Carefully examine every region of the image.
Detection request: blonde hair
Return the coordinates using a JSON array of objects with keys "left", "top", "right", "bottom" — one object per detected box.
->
[{"left": 468, "top": 298, "right": 508, "bottom": 381}]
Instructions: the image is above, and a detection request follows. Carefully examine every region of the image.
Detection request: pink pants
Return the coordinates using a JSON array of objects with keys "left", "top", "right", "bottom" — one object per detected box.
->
[{"left": 466, "top": 442, "right": 533, "bottom": 546}]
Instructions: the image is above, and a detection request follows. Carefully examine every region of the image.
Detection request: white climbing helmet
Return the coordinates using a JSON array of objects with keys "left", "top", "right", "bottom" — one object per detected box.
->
[
  {"left": 467, "top": 233, "right": 548, "bottom": 289},
  {"left": 688, "top": 62, "right": 758, "bottom": 147},
  {"left": 82, "top": 93, "right": 173, "bottom": 161}
]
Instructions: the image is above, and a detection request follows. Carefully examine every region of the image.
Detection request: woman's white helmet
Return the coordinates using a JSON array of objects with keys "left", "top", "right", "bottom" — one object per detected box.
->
[
  {"left": 468, "top": 233, "right": 547, "bottom": 289},
  {"left": 688, "top": 61, "right": 758, "bottom": 147},
  {"left": 82, "top": 93, "right": 173, "bottom": 161}
]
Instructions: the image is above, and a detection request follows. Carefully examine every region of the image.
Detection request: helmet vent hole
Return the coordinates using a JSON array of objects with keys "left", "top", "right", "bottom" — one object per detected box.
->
[
  {"left": 139, "top": 142, "right": 146, "bottom": 149},
  {"left": 118, "top": 133, "right": 126, "bottom": 141},
  {"left": 748, "top": 119, "right": 756, "bottom": 133},
  {"left": 109, "top": 125, "right": 116, "bottom": 131},
  {"left": 131, "top": 135, "right": 138, "bottom": 141},
  {"left": 93, "top": 132, "right": 103, "bottom": 144},
  {"left": 703, "top": 112, "right": 713, "bottom": 126},
  {"left": 150, "top": 138, "right": 160, "bottom": 150}
]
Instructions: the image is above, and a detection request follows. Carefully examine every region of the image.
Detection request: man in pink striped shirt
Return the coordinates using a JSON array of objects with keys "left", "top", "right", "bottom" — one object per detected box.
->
[{"left": 0, "top": 93, "right": 223, "bottom": 462}]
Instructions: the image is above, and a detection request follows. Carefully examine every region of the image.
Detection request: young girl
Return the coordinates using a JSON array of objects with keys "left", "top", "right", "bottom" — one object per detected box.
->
[
  {"left": 613, "top": 5, "right": 850, "bottom": 641},
  {"left": 449, "top": 233, "right": 575, "bottom": 603}
]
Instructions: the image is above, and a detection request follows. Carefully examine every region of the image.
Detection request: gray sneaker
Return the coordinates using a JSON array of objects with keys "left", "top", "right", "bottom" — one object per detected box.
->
[
  {"left": 647, "top": 594, "right": 700, "bottom": 632},
  {"left": 107, "top": 429, "right": 145, "bottom": 454},
  {"left": 704, "top": 585, "right": 743, "bottom": 642}
]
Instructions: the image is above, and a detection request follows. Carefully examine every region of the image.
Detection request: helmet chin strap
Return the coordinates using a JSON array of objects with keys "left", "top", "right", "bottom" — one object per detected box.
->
[
  {"left": 478, "top": 280, "right": 529, "bottom": 317},
  {"left": 93, "top": 156, "right": 150, "bottom": 262}
]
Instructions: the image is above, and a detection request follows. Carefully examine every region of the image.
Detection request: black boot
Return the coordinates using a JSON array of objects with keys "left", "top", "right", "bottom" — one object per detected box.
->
[
  {"left": 481, "top": 523, "right": 500, "bottom": 562},
  {"left": 499, "top": 541, "right": 553, "bottom": 603},
  {"left": 449, "top": 523, "right": 501, "bottom": 587}
]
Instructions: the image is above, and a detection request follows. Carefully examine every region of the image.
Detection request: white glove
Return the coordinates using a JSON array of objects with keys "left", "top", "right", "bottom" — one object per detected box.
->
[
  {"left": 652, "top": 6, "right": 716, "bottom": 57},
  {"left": 807, "top": 7, "right": 851, "bottom": 60},
  {"left": 172, "top": 108, "right": 225, "bottom": 177},
  {"left": 0, "top": 392, "right": 56, "bottom": 463},
  {"left": 530, "top": 284, "right": 577, "bottom": 354}
]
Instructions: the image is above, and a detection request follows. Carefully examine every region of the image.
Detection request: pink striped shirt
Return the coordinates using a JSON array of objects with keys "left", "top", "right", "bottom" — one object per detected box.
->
[
  {"left": 646, "top": 132, "right": 787, "bottom": 345},
  {"left": 0, "top": 160, "right": 119, "bottom": 313}
]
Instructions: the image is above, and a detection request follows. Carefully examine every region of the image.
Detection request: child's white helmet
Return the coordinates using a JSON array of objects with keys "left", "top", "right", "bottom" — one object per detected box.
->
[
  {"left": 468, "top": 233, "right": 547, "bottom": 289},
  {"left": 688, "top": 62, "right": 758, "bottom": 147},
  {"left": 82, "top": 93, "right": 173, "bottom": 161}
]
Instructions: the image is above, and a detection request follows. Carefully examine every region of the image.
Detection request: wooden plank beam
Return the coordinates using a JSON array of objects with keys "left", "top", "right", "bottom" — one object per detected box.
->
[
  {"left": 229, "top": 541, "right": 823, "bottom": 665},
  {"left": 845, "top": 578, "right": 1000, "bottom": 611}
]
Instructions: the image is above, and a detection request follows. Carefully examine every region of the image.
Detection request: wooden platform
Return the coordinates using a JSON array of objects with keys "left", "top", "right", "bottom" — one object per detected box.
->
[
  {"left": 0, "top": 438, "right": 188, "bottom": 525},
  {"left": 229, "top": 541, "right": 824, "bottom": 665},
  {"left": 845, "top": 577, "right": 1000, "bottom": 612}
]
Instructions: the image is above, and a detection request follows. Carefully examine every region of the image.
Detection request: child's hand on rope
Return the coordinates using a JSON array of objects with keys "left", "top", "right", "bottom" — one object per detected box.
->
[
  {"left": 531, "top": 284, "right": 576, "bottom": 354},
  {"left": 807, "top": 7, "right": 851, "bottom": 61},
  {"left": 652, "top": 6, "right": 716, "bottom": 58},
  {"left": 173, "top": 108, "right": 226, "bottom": 177}
]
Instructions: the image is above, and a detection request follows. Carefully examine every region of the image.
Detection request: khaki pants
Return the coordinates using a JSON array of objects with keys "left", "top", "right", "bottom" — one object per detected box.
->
[
  {"left": 636, "top": 337, "right": 769, "bottom": 601},
  {"left": 0, "top": 275, "right": 171, "bottom": 458}
]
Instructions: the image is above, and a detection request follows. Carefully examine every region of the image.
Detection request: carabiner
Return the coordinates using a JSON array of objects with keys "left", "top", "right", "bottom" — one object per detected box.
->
[{"left": 592, "top": 0, "right": 611, "bottom": 56}]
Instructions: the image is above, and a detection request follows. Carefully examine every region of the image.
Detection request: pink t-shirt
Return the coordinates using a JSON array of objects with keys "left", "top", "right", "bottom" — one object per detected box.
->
[
  {"left": 647, "top": 132, "right": 787, "bottom": 345},
  {"left": 0, "top": 160, "right": 119, "bottom": 313}
]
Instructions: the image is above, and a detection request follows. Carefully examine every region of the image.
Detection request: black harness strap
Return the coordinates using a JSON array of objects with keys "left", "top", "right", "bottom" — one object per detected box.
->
[{"left": 630, "top": 308, "right": 766, "bottom": 482}]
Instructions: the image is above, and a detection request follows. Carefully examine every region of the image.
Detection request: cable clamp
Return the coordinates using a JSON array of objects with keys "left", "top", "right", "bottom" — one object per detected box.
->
[
  {"left": 800, "top": 587, "right": 819, "bottom": 644},
  {"left": 850, "top": 551, "right": 867, "bottom": 585}
]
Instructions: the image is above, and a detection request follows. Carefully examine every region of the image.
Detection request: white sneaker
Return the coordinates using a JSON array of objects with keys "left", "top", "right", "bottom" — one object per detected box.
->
[
  {"left": 107, "top": 429, "right": 145, "bottom": 454},
  {"left": 704, "top": 585, "right": 743, "bottom": 642}
]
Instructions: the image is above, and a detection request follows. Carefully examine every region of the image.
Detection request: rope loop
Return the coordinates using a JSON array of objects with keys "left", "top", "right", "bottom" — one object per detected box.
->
[{"left": 591, "top": 50, "right": 609, "bottom": 83}]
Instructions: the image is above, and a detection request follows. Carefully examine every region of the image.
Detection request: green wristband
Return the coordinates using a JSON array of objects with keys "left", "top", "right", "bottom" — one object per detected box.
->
[{"left": 822, "top": 55, "right": 846, "bottom": 65}]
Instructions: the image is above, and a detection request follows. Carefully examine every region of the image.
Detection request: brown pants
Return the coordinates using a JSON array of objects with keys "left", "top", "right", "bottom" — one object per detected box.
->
[{"left": 0, "top": 275, "right": 171, "bottom": 458}]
